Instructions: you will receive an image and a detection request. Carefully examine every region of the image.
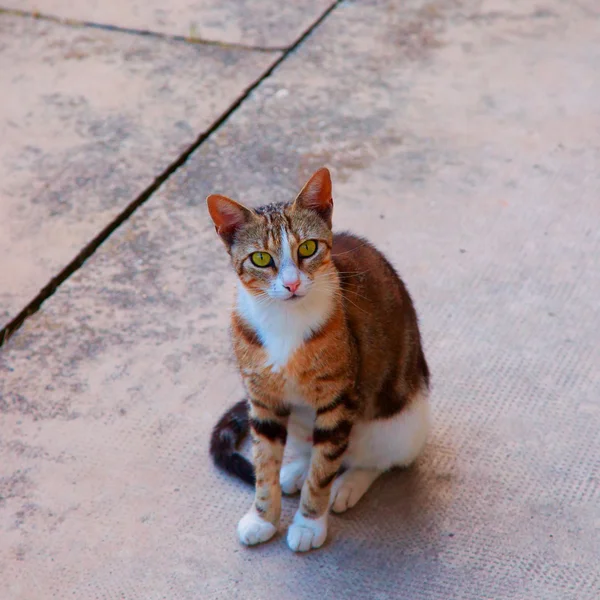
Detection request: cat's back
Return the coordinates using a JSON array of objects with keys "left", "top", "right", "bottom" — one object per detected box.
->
[
  {"left": 331, "top": 231, "right": 420, "bottom": 355},
  {"left": 332, "top": 232, "right": 410, "bottom": 309}
]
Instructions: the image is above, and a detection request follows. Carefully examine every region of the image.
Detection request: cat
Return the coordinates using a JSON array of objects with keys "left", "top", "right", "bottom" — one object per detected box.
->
[{"left": 207, "top": 167, "right": 430, "bottom": 552}]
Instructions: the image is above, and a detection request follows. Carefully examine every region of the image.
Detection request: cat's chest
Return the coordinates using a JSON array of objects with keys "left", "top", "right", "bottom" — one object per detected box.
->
[
  {"left": 259, "top": 319, "right": 308, "bottom": 372},
  {"left": 237, "top": 290, "right": 328, "bottom": 373},
  {"left": 282, "top": 374, "right": 309, "bottom": 406},
  {"left": 234, "top": 286, "right": 347, "bottom": 404},
  {"left": 242, "top": 347, "right": 313, "bottom": 404}
]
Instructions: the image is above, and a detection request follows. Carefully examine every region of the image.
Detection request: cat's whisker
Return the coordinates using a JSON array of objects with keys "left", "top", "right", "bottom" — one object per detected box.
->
[
  {"left": 317, "top": 285, "right": 371, "bottom": 315},
  {"left": 317, "top": 277, "right": 373, "bottom": 302},
  {"left": 334, "top": 270, "right": 372, "bottom": 277},
  {"left": 322, "top": 280, "right": 373, "bottom": 303},
  {"left": 252, "top": 292, "right": 276, "bottom": 308},
  {"left": 331, "top": 241, "right": 371, "bottom": 257},
  {"left": 339, "top": 289, "right": 373, "bottom": 304}
]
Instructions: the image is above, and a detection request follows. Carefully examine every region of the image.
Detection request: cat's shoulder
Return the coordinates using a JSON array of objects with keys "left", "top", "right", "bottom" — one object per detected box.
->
[{"left": 332, "top": 231, "right": 372, "bottom": 255}]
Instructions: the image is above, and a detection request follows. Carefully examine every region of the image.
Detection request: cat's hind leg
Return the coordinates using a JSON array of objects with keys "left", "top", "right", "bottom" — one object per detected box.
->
[
  {"left": 330, "top": 468, "right": 382, "bottom": 513},
  {"left": 331, "top": 390, "right": 430, "bottom": 513}
]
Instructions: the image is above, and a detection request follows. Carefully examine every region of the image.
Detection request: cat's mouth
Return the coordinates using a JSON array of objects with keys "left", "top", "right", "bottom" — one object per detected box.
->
[{"left": 283, "top": 290, "right": 309, "bottom": 302}]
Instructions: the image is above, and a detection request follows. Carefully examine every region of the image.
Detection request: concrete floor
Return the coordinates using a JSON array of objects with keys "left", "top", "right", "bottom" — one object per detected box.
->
[{"left": 1, "top": 1, "right": 599, "bottom": 598}]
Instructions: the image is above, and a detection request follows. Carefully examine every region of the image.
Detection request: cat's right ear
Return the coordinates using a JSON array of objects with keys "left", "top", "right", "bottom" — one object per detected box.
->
[
  {"left": 293, "top": 167, "right": 333, "bottom": 228},
  {"left": 206, "top": 194, "right": 253, "bottom": 247}
]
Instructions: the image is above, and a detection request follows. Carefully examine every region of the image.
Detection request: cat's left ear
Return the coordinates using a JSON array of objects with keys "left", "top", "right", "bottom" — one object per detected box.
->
[
  {"left": 206, "top": 194, "right": 254, "bottom": 247},
  {"left": 293, "top": 167, "right": 333, "bottom": 228}
]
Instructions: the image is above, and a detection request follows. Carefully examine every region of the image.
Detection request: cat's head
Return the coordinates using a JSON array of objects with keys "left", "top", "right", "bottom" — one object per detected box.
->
[{"left": 207, "top": 168, "right": 335, "bottom": 303}]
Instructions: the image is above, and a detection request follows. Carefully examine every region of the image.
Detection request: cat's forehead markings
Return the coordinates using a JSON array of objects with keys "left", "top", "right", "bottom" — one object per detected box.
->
[
  {"left": 267, "top": 226, "right": 277, "bottom": 249},
  {"left": 282, "top": 211, "right": 294, "bottom": 233},
  {"left": 253, "top": 201, "right": 289, "bottom": 216},
  {"left": 247, "top": 202, "right": 306, "bottom": 252}
]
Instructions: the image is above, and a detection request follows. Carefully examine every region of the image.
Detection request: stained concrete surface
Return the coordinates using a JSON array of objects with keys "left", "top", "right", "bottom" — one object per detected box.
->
[
  {"left": 0, "top": 13, "right": 277, "bottom": 330},
  {"left": 1, "top": 0, "right": 600, "bottom": 599},
  {"left": 0, "top": 1, "right": 336, "bottom": 48}
]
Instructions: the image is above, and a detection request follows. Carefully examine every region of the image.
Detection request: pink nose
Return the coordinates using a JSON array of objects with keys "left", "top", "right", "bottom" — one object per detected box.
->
[{"left": 284, "top": 280, "right": 300, "bottom": 294}]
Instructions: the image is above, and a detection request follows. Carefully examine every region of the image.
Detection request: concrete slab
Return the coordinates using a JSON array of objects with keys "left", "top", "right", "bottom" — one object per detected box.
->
[
  {"left": 1, "top": 0, "right": 599, "bottom": 599},
  {"left": 0, "top": 14, "right": 277, "bottom": 330},
  {"left": 0, "top": 1, "right": 336, "bottom": 49}
]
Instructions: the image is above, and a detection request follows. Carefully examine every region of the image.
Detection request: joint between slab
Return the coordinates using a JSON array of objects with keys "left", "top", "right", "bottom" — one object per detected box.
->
[{"left": 0, "top": 0, "right": 345, "bottom": 347}]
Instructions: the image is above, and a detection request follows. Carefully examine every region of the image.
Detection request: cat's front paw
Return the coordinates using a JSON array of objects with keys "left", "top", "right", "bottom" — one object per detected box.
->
[
  {"left": 280, "top": 459, "right": 309, "bottom": 495},
  {"left": 286, "top": 512, "right": 327, "bottom": 552},
  {"left": 237, "top": 511, "right": 277, "bottom": 546}
]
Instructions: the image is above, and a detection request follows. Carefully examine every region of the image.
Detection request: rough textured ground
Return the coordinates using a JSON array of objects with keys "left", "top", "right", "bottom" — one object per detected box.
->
[
  {"left": 1, "top": 1, "right": 599, "bottom": 599},
  {"left": 0, "top": 12, "right": 277, "bottom": 330}
]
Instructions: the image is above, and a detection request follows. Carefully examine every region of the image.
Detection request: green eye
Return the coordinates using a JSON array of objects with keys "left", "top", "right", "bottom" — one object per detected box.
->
[
  {"left": 250, "top": 251, "right": 273, "bottom": 268},
  {"left": 298, "top": 240, "right": 317, "bottom": 258}
]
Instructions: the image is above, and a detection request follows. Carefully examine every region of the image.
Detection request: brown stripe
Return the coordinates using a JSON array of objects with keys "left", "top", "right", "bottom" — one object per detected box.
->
[
  {"left": 233, "top": 314, "right": 261, "bottom": 347},
  {"left": 316, "top": 396, "right": 343, "bottom": 415},
  {"left": 318, "top": 472, "right": 337, "bottom": 489},
  {"left": 315, "top": 369, "right": 347, "bottom": 384},
  {"left": 274, "top": 405, "right": 291, "bottom": 418},
  {"left": 301, "top": 504, "right": 319, "bottom": 518},
  {"left": 282, "top": 212, "right": 293, "bottom": 231},
  {"left": 252, "top": 399, "right": 290, "bottom": 419},
  {"left": 316, "top": 393, "right": 357, "bottom": 415},
  {"left": 344, "top": 395, "right": 359, "bottom": 413},
  {"left": 325, "top": 442, "right": 348, "bottom": 462},
  {"left": 251, "top": 398, "right": 270, "bottom": 411},
  {"left": 250, "top": 418, "right": 287, "bottom": 444},
  {"left": 418, "top": 346, "right": 430, "bottom": 388},
  {"left": 313, "top": 420, "right": 352, "bottom": 446}
]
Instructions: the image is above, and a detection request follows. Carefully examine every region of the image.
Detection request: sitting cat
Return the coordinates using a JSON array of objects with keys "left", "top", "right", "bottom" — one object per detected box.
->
[{"left": 208, "top": 167, "right": 430, "bottom": 552}]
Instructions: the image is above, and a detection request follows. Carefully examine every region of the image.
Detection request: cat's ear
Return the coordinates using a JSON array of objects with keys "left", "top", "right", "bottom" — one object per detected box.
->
[
  {"left": 293, "top": 167, "right": 333, "bottom": 228},
  {"left": 206, "top": 194, "right": 254, "bottom": 246}
]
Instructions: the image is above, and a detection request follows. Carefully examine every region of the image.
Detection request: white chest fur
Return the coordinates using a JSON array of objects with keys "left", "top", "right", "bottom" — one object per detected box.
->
[{"left": 236, "top": 281, "right": 333, "bottom": 372}]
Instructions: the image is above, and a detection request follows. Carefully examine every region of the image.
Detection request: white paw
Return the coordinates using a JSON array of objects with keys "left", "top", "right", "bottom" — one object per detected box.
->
[
  {"left": 280, "top": 459, "right": 309, "bottom": 495},
  {"left": 237, "top": 511, "right": 277, "bottom": 546},
  {"left": 330, "top": 469, "right": 380, "bottom": 514},
  {"left": 287, "top": 512, "right": 327, "bottom": 552}
]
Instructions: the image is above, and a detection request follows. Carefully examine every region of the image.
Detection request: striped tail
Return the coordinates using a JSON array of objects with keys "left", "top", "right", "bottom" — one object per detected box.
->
[{"left": 209, "top": 400, "right": 255, "bottom": 485}]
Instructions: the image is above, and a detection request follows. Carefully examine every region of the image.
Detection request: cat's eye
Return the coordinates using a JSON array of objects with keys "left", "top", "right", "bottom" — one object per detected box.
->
[
  {"left": 250, "top": 251, "right": 273, "bottom": 268},
  {"left": 298, "top": 240, "right": 317, "bottom": 258}
]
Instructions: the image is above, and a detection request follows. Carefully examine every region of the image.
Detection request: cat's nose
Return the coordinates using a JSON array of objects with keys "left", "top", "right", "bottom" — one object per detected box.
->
[{"left": 283, "top": 280, "right": 301, "bottom": 294}]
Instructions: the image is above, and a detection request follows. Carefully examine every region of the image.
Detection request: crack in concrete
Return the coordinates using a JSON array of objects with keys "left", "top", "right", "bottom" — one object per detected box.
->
[
  {"left": 466, "top": 8, "right": 559, "bottom": 23},
  {"left": 0, "top": 0, "right": 345, "bottom": 348},
  {"left": 0, "top": 7, "right": 287, "bottom": 53}
]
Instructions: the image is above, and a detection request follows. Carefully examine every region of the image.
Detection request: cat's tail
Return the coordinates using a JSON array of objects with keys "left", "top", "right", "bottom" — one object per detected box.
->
[{"left": 209, "top": 399, "right": 255, "bottom": 485}]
